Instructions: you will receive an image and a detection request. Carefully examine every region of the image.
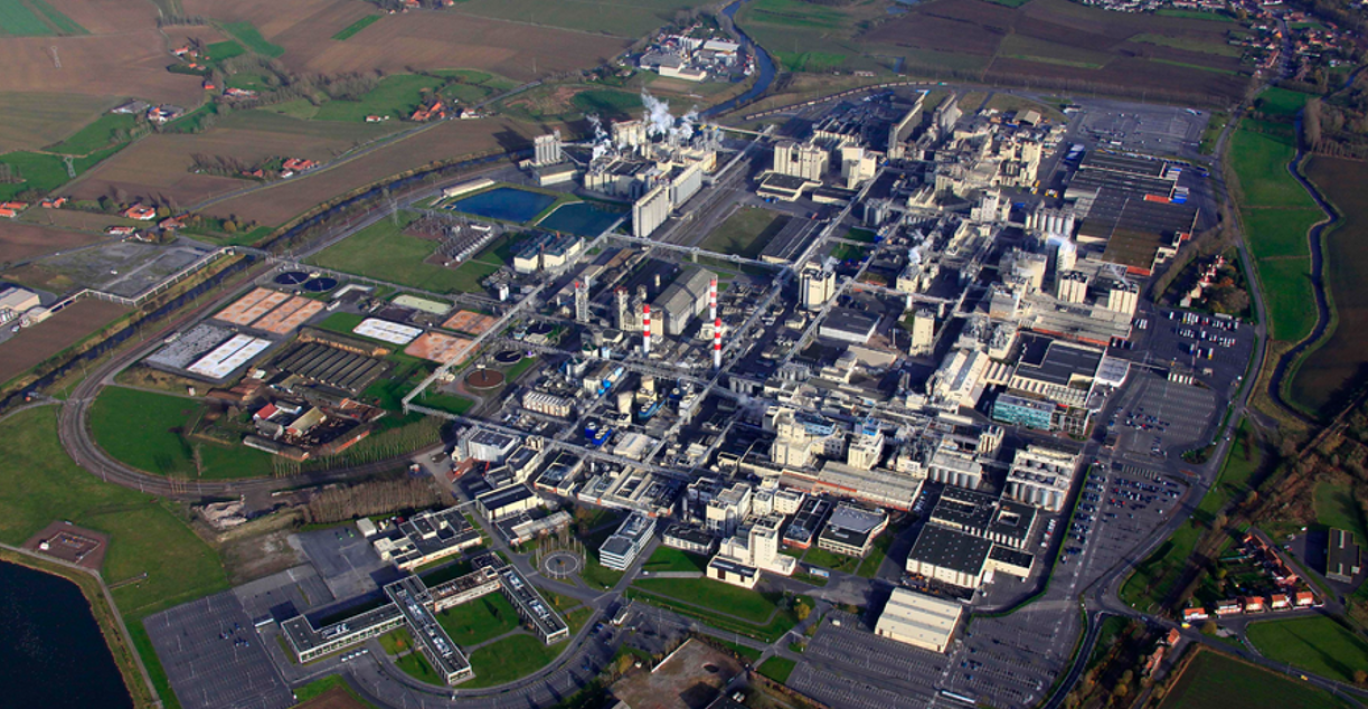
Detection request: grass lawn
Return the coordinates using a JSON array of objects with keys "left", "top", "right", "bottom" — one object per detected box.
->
[
  {"left": 631, "top": 577, "right": 779, "bottom": 624},
  {"left": 48, "top": 114, "right": 137, "bottom": 155},
  {"left": 1119, "top": 520, "right": 1204, "bottom": 613},
  {"left": 89, "top": 387, "right": 275, "bottom": 479},
  {"left": 221, "top": 21, "right": 284, "bottom": 57},
  {"left": 332, "top": 14, "right": 381, "bottom": 40},
  {"left": 581, "top": 524, "right": 626, "bottom": 590},
  {"left": 464, "top": 633, "right": 565, "bottom": 688},
  {"left": 1230, "top": 121, "right": 1318, "bottom": 209},
  {"left": 856, "top": 532, "right": 893, "bottom": 578},
  {"left": 1160, "top": 649, "right": 1349, "bottom": 709},
  {"left": 310, "top": 211, "right": 493, "bottom": 294},
  {"left": 1243, "top": 208, "right": 1321, "bottom": 260},
  {"left": 1252, "top": 256, "right": 1317, "bottom": 342},
  {"left": 315, "top": 74, "right": 444, "bottom": 123},
  {"left": 0, "top": 145, "right": 123, "bottom": 200},
  {"left": 641, "top": 545, "right": 709, "bottom": 573},
  {"left": 1199, "top": 112, "right": 1228, "bottom": 155},
  {"left": 1196, "top": 418, "right": 1262, "bottom": 523},
  {"left": 395, "top": 650, "right": 441, "bottom": 684},
  {"left": 1246, "top": 616, "right": 1368, "bottom": 684},
  {"left": 759, "top": 656, "right": 797, "bottom": 684},
  {"left": 701, "top": 207, "right": 790, "bottom": 259},
  {"left": 1255, "top": 87, "right": 1312, "bottom": 119},
  {"left": 293, "top": 675, "right": 380, "bottom": 708},
  {"left": 626, "top": 587, "right": 803, "bottom": 643},
  {"left": 566, "top": 606, "right": 593, "bottom": 635},
  {"left": 830, "top": 242, "right": 871, "bottom": 262},
  {"left": 844, "top": 228, "right": 876, "bottom": 243},
  {"left": 0, "top": 407, "right": 228, "bottom": 708},
  {"left": 571, "top": 90, "right": 642, "bottom": 118},
  {"left": 377, "top": 627, "right": 415, "bottom": 655},
  {"left": 412, "top": 391, "right": 475, "bottom": 416},
  {"left": 1314, "top": 483, "right": 1368, "bottom": 544},
  {"left": 204, "top": 40, "right": 244, "bottom": 62},
  {"left": 435, "top": 593, "right": 520, "bottom": 646},
  {"left": 803, "top": 545, "right": 862, "bottom": 576}
]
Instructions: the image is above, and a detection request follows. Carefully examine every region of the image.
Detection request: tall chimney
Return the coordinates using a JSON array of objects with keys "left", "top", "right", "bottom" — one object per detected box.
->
[
  {"left": 642, "top": 304, "right": 652, "bottom": 355},
  {"left": 713, "top": 318, "right": 722, "bottom": 369},
  {"left": 708, "top": 277, "right": 717, "bottom": 323}
]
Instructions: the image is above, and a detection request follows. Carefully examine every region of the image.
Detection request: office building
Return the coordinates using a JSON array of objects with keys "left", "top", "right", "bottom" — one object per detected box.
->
[
  {"left": 817, "top": 504, "right": 889, "bottom": 557},
  {"left": 599, "top": 511, "right": 656, "bottom": 571},
  {"left": 992, "top": 394, "right": 1056, "bottom": 431}
]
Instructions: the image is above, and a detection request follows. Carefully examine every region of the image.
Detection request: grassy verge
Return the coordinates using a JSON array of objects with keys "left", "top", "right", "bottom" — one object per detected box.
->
[
  {"left": 463, "top": 633, "right": 565, "bottom": 689},
  {"left": 758, "top": 656, "right": 797, "bottom": 684},
  {"left": 641, "top": 545, "right": 709, "bottom": 573}
]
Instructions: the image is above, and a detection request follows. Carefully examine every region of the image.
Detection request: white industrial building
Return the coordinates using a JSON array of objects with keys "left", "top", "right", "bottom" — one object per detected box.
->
[
  {"left": 875, "top": 589, "right": 964, "bottom": 653},
  {"left": 1003, "top": 445, "right": 1081, "bottom": 513}
]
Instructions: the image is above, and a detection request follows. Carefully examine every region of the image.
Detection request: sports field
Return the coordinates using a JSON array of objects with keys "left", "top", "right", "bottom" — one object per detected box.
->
[
  {"left": 1160, "top": 649, "right": 1349, "bottom": 709},
  {"left": 308, "top": 211, "right": 508, "bottom": 294},
  {"left": 88, "top": 386, "right": 276, "bottom": 479},
  {"left": 1247, "top": 615, "right": 1368, "bottom": 685}
]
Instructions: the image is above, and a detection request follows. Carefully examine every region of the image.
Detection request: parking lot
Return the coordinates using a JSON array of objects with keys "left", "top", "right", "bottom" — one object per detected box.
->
[
  {"left": 1109, "top": 372, "right": 1220, "bottom": 466},
  {"left": 790, "top": 614, "right": 945, "bottom": 709},
  {"left": 1075, "top": 100, "right": 1208, "bottom": 158},
  {"left": 233, "top": 565, "right": 337, "bottom": 622},
  {"left": 1065, "top": 462, "right": 1191, "bottom": 581},
  {"left": 144, "top": 591, "right": 294, "bottom": 709}
]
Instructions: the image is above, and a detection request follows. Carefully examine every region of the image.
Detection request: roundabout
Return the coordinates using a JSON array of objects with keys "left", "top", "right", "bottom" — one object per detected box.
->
[{"left": 538, "top": 551, "right": 584, "bottom": 580}]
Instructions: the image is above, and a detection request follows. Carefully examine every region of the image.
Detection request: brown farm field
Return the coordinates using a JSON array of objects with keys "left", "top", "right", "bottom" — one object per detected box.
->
[
  {"left": 65, "top": 125, "right": 373, "bottom": 209},
  {"left": 0, "top": 298, "right": 129, "bottom": 387},
  {"left": 0, "top": 32, "right": 204, "bottom": 107},
  {"left": 19, "top": 209, "right": 145, "bottom": 234},
  {"left": 0, "top": 223, "right": 103, "bottom": 264},
  {"left": 46, "top": 0, "right": 157, "bottom": 34},
  {"left": 202, "top": 117, "right": 562, "bottom": 225},
  {"left": 0, "top": 92, "right": 119, "bottom": 154},
  {"left": 184, "top": 0, "right": 627, "bottom": 81},
  {"left": 797, "top": 0, "right": 1252, "bottom": 103}
]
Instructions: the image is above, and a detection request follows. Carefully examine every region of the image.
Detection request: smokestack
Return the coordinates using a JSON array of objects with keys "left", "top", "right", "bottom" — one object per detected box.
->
[
  {"left": 708, "top": 278, "right": 717, "bottom": 322},
  {"left": 713, "top": 318, "right": 722, "bottom": 369},
  {"left": 642, "top": 304, "right": 651, "bottom": 355}
]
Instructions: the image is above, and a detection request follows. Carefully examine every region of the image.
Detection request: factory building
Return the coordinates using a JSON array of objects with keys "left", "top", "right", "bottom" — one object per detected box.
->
[
  {"left": 475, "top": 484, "right": 543, "bottom": 521},
  {"left": 926, "top": 435, "right": 988, "bottom": 490},
  {"left": 875, "top": 589, "right": 963, "bottom": 653},
  {"left": 773, "top": 140, "right": 828, "bottom": 181},
  {"left": 928, "top": 487, "right": 1038, "bottom": 550},
  {"left": 908, "top": 308, "right": 935, "bottom": 356},
  {"left": 1328, "top": 528, "right": 1362, "bottom": 583},
  {"left": 522, "top": 391, "right": 574, "bottom": 418},
  {"left": 653, "top": 266, "right": 717, "bottom": 336},
  {"left": 708, "top": 514, "right": 796, "bottom": 588},
  {"left": 800, "top": 263, "right": 836, "bottom": 311},
  {"left": 1003, "top": 445, "right": 1081, "bottom": 513},
  {"left": 533, "top": 130, "right": 562, "bottom": 167},
  {"left": 991, "top": 394, "right": 1056, "bottom": 431},
  {"left": 706, "top": 482, "right": 753, "bottom": 537},
  {"left": 817, "top": 503, "right": 889, "bottom": 557},
  {"left": 632, "top": 185, "right": 671, "bottom": 238}
]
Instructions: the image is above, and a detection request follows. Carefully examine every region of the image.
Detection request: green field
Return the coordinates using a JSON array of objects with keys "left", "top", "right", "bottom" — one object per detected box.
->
[
  {"left": 88, "top": 387, "right": 276, "bottom": 479},
  {"left": 1252, "top": 256, "right": 1317, "bottom": 342},
  {"left": 570, "top": 90, "right": 642, "bottom": 118},
  {"left": 464, "top": 633, "right": 565, "bottom": 688},
  {"left": 221, "top": 21, "right": 284, "bottom": 57},
  {"left": 701, "top": 207, "right": 789, "bottom": 259},
  {"left": 1132, "top": 32, "right": 1242, "bottom": 57},
  {"left": 1197, "top": 418, "right": 1262, "bottom": 522},
  {"left": 1119, "top": 520, "right": 1204, "bottom": 612},
  {"left": 0, "top": 144, "right": 123, "bottom": 200},
  {"left": 1230, "top": 122, "right": 1318, "bottom": 209},
  {"left": 332, "top": 14, "right": 381, "bottom": 40},
  {"left": 1160, "top": 649, "right": 1349, "bottom": 709},
  {"left": 315, "top": 74, "right": 445, "bottom": 123},
  {"left": 1255, "top": 87, "right": 1312, "bottom": 118},
  {"left": 435, "top": 593, "right": 520, "bottom": 646},
  {"left": 205, "top": 40, "right": 245, "bottom": 62},
  {"left": 632, "top": 577, "right": 779, "bottom": 624},
  {"left": 310, "top": 211, "right": 503, "bottom": 294},
  {"left": 0, "top": 407, "right": 228, "bottom": 708},
  {"left": 745, "top": 0, "right": 848, "bottom": 28},
  {"left": 641, "top": 545, "right": 709, "bottom": 573},
  {"left": 758, "top": 656, "right": 797, "bottom": 684},
  {"left": 293, "top": 675, "right": 380, "bottom": 708},
  {"left": 413, "top": 391, "right": 475, "bottom": 415},
  {"left": 0, "top": 0, "right": 60, "bottom": 35},
  {"left": 1314, "top": 483, "right": 1368, "bottom": 544},
  {"left": 48, "top": 114, "right": 138, "bottom": 155},
  {"left": 1243, "top": 208, "right": 1321, "bottom": 260},
  {"left": 1247, "top": 616, "right": 1368, "bottom": 684},
  {"left": 377, "top": 627, "right": 415, "bottom": 655},
  {"left": 774, "top": 51, "right": 849, "bottom": 73}
]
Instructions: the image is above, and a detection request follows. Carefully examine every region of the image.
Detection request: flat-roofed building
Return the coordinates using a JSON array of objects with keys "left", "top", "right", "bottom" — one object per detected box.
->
[
  {"left": 905, "top": 524, "right": 993, "bottom": 588},
  {"left": 817, "top": 504, "right": 889, "bottom": 557},
  {"left": 929, "top": 486, "right": 1037, "bottom": 550},
  {"left": 1004, "top": 445, "right": 1080, "bottom": 513},
  {"left": 706, "top": 482, "right": 753, "bottom": 537},
  {"left": 662, "top": 523, "right": 716, "bottom": 555},
  {"left": 926, "top": 436, "right": 986, "bottom": 490},
  {"left": 600, "top": 511, "right": 655, "bottom": 571},
  {"left": 875, "top": 588, "right": 963, "bottom": 653},
  {"left": 1329, "top": 528, "right": 1362, "bottom": 583},
  {"left": 782, "top": 496, "right": 830, "bottom": 549},
  {"left": 371, "top": 507, "right": 483, "bottom": 570},
  {"left": 475, "top": 484, "right": 542, "bottom": 521},
  {"left": 784, "top": 461, "right": 923, "bottom": 512}
]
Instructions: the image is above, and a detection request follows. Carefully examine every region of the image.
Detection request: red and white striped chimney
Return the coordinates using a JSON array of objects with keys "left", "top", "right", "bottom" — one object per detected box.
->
[
  {"left": 642, "top": 304, "right": 651, "bottom": 355},
  {"left": 708, "top": 277, "right": 717, "bottom": 323},
  {"left": 713, "top": 317, "right": 722, "bottom": 369}
]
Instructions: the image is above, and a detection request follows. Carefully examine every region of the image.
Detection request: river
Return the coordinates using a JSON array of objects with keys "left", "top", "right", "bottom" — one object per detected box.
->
[
  {"left": 0, "top": 560, "right": 132, "bottom": 709},
  {"left": 703, "top": 0, "right": 777, "bottom": 118}
]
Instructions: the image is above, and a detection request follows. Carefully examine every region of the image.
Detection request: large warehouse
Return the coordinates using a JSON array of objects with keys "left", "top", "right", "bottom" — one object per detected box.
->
[{"left": 874, "top": 588, "right": 964, "bottom": 653}]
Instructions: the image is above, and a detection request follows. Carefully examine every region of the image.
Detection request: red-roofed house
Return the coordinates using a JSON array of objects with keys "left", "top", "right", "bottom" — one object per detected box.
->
[
  {"left": 106, "top": 226, "right": 137, "bottom": 236},
  {"left": 1295, "top": 591, "right": 1315, "bottom": 607},
  {"left": 1269, "top": 594, "right": 1289, "bottom": 610},
  {"left": 124, "top": 205, "right": 157, "bottom": 220},
  {"left": 40, "top": 197, "right": 68, "bottom": 209},
  {"left": 254, "top": 403, "right": 279, "bottom": 421},
  {"left": 1183, "top": 607, "right": 1208, "bottom": 622}
]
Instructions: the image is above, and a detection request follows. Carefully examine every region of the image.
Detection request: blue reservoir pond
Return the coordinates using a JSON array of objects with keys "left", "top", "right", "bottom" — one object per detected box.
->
[
  {"left": 0, "top": 560, "right": 132, "bottom": 708},
  {"left": 447, "top": 187, "right": 556, "bottom": 224},
  {"left": 536, "top": 202, "right": 625, "bottom": 237}
]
